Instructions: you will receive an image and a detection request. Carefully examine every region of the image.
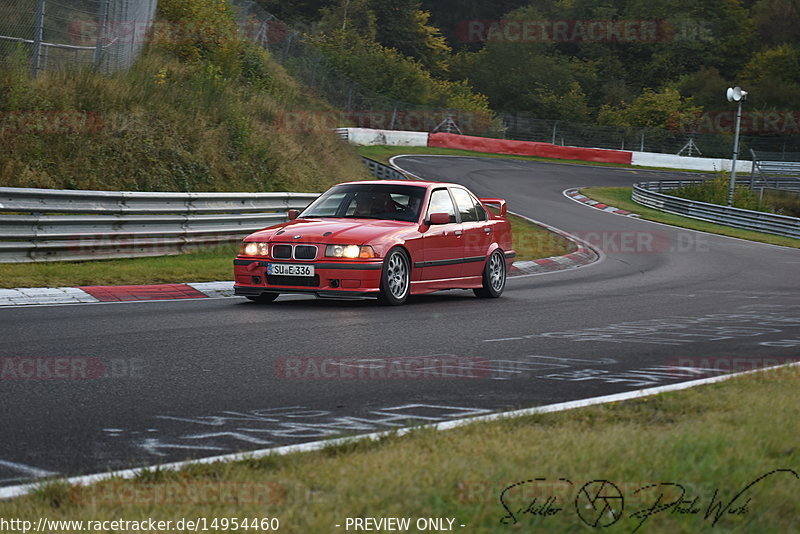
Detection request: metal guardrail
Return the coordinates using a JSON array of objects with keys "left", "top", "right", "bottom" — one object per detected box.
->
[
  {"left": 757, "top": 161, "right": 800, "bottom": 177},
  {"left": 749, "top": 150, "right": 800, "bottom": 191},
  {"left": 0, "top": 157, "right": 409, "bottom": 263},
  {"left": 361, "top": 157, "right": 411, "bottom": 181},
  {"left": 632, "top": 181, "right": 800, "bottom": 239},
  {"left": 0, "top": 188, "right": 319, "bottom": 263}
]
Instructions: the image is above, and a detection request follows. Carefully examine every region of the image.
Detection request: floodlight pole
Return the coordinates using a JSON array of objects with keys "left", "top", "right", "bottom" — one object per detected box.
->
[{"left": 727, "top": 97, "right": 744, "bottom": 207}]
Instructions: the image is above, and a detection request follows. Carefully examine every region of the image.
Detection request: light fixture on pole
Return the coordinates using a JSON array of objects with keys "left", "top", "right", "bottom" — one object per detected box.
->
[{"left": 725, "top": 86, "right": 747, "bottom": 206}]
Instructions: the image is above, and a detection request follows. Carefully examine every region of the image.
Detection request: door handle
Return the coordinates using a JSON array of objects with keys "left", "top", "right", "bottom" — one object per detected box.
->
[
  {"left": 483, "top": 227, "right": 491, "bottom": 234},
  {"left": 455, "top": 230, "right": 463, "bottom": 236}
]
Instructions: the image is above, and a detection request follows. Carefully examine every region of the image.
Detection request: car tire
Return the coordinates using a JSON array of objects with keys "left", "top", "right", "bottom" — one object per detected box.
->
[
  {"left": 474, "top": 250, "right": 506, "bottom": 298},
  {"left": 378, "top": 248, "right": 411, "bottom": 306},
  {"left": 246, "top": 293, "right": 279, "bottom": 304}
]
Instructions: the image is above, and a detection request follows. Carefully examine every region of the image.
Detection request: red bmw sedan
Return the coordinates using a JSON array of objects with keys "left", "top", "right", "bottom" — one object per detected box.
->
[{"left": 234, "top": 180, "right": 515, "bottom": 305}]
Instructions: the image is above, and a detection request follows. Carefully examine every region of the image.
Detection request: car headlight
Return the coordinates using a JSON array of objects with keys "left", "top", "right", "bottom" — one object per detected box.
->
[
  {"left": 240, "top": 242, "right": 269, "bottom": 256},
  {"left": 325, "top": 244, "right": 376, "bottom": 259}
]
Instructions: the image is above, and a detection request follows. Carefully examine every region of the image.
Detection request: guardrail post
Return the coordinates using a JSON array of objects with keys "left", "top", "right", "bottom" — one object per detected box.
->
[
  {"left": 389, "top": 103, "right": 398, "bottom": 130},
  {"left": 180, "top": 195, "right": 191, "bottom": 254}
]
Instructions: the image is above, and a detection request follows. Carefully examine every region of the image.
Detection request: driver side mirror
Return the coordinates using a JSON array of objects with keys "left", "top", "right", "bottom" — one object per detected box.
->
[
  {"left": 287, "top": 209, "right": 300, "bottom": 220},
  {"left": 428, "top": 212, "right": 451, "bottom": 225}
]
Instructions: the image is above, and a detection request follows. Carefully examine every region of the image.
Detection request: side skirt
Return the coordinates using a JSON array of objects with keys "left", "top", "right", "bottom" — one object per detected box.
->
[{"left": 410, "top": 276, "right": 483, "bottom": 295}]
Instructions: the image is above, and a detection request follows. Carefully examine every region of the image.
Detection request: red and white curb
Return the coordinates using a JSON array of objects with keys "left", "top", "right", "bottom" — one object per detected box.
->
[
  {"left": 564, "top": 188, "right": 640, "bottom": 217},
  {"left": 507, "top": 211, "right": 600, "bottom": 276},
  {"left": 0, "top": 282, "right": 235, "bottom": 307}
]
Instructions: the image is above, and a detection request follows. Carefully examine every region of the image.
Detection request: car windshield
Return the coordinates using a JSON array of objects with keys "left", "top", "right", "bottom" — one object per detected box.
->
[{"left": 300, "top": 183, "right": 427, "bottom": 222}]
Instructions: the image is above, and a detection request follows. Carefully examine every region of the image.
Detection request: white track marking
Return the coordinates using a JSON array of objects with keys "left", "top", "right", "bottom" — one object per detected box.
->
[
  {"left": 0, "top": 460, "right": 57, "bottom": 483},
  {"left": 2, "top": 362, "right": 798, "bottom": 500}
]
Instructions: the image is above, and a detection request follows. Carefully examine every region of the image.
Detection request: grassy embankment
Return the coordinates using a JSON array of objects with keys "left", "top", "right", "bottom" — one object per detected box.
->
[
  {"left": 2, "top": 366, "right": 797, "bottom": 533},
  {"left": 0, "top": 1, "right": 368, "bottom": 192}
]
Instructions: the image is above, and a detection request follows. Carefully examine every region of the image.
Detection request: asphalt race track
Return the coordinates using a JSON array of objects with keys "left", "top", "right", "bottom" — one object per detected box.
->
[{"left": 2, "top": 156, "right": 799, "bottom": 487}]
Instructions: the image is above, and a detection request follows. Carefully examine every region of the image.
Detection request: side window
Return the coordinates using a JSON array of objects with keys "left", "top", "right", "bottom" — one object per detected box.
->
[
  {"left": 471, "top": 194, "right": 488, "bottom": 221},
  {"left": 451, "top": 188, "right": 479, "bottom": 222},
  {"left": 427, "top": 189, "right": 457, "bottom": 223}
]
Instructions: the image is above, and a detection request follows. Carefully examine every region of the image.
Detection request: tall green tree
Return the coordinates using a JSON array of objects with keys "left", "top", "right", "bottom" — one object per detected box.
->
[
  {"left": 318, "top": 0, "right": 377, "bottom": 40},
  {"left": 255, "top": 0, "right": 327, "bottom": 24},
  {"left": 752, "top": 0, "right": 800, "bottom": 45},
  {"left": 368, "top": 0, "right": 451, "bottom": 72},
  {"left": 740, "top": 44, "right": 800, "bottom": 109},
  {"left": 597, "top": 88, "right": 702, "bottom": 129}
]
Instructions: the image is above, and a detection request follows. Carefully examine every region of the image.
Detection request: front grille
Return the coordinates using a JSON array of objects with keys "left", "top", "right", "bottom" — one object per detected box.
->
[
  {"left": 267, "top": 275, "right": 320, "bottom": 287},
  {"left": 272, "top": 244, "right": 292, "bottom": 259},
  {"left": 294, "top": 245, "right": 317, "bottom": 260}
]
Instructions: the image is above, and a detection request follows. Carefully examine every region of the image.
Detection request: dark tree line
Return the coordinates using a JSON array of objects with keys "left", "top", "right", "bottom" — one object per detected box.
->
[{"left": 257, "top": 0, "right": 800, "bottom": 130}]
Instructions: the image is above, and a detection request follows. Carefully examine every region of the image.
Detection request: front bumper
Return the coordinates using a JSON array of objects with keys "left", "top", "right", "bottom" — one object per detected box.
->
[{"left": 233, "top": 258, "right": 383, "bottom": 299}]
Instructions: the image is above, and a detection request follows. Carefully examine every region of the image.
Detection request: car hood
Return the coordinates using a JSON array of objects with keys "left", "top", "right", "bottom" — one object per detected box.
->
[{"left": 247, "top": 218, "right": 415, "bottom": 244}]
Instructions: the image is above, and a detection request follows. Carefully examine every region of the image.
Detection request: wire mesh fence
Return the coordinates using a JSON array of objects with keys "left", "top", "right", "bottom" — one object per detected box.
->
[
  {"left": 500, "top": 114, "right": 800, "bottom": 160},
  {"left": 232, "top": 0, "right": 799, "bottom": 160},
  {"left": 0, "top": 0, "right": 157, "bottom": 74},
  {"left": 233, "top": 0, "right": 398, "bottom": 114},
  {"left": 232, "top": 0, "right": 495, "bottom": 135}
]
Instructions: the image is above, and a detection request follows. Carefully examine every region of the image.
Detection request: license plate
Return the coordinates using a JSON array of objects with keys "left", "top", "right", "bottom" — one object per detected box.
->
[{"left": 268, "top": 263, "right": 315, "bottom": 277}]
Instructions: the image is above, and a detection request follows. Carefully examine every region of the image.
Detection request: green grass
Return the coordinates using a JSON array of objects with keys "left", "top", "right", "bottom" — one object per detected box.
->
[
  {"left": 670, "top": 176, "right": 800, "bottom": 218},
  {"left": 357, "top": 145, "right": 708, "bottom": 173},
  {"left": 508, "top": 212, "right": 574, "bottom": 260},
  {"left": 0, "top": 213, "right": 570, "bottom": 288},
  {"left": 762, "top": 188, "right": 800, "bottom": 218},
  {"left": 582, "top": 187, "right": 800, "bottom": 249},
  {"left": 3, "top": 367, "right": 797, "bottom": 533},
  {"left": 0, "top": 245, "right": 240, "bottom": 288}
]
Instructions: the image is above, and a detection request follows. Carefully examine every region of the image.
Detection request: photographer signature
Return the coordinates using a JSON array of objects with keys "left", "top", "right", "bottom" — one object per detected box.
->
[{"left": 499, "top": 469, "right": 797, "bottom": 530}]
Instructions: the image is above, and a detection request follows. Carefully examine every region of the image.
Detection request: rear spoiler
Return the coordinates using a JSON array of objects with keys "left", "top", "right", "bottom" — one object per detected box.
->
[{"left": 479, "top": 198, "right": 507, "bottom": 217}]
